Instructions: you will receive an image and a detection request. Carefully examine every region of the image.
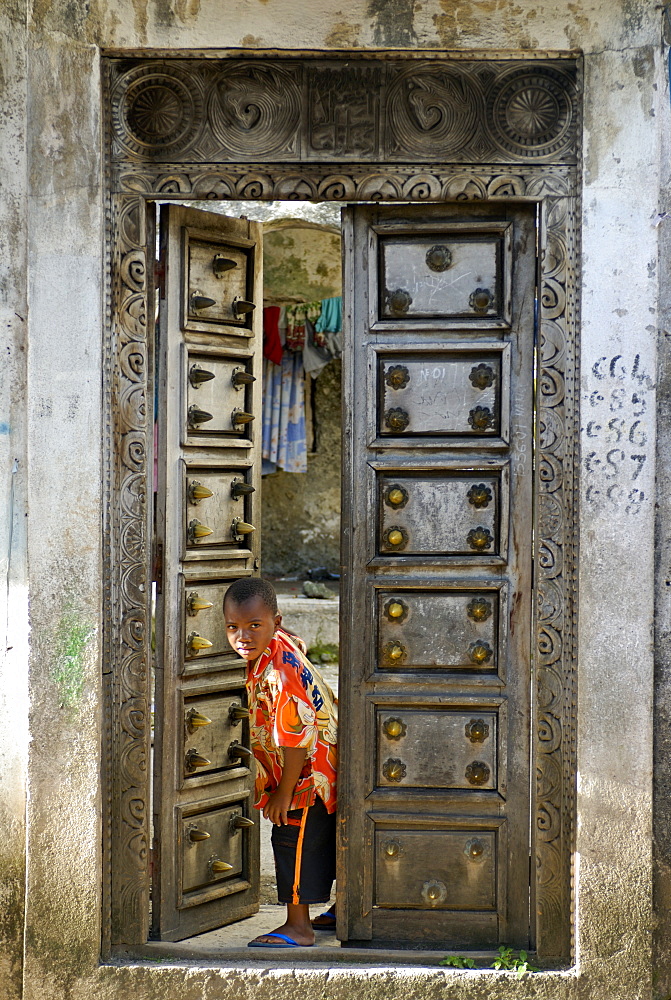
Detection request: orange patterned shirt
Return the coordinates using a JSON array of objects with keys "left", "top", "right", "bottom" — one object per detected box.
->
[{"left": 246, "top": 627, "right": 338, "bottom": 814}]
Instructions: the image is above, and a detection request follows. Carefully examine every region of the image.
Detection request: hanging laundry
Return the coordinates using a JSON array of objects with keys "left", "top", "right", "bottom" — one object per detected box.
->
[
  {"left": 278, "top": 305, "right": 287, "bottom": 348},
  {"left": 263, "top": 306, "right": 283, "bottom": 364},
  {"left": 261, "top": 352, "right": 308, "bottom": 474},
  {"left": 315, "top": 295, "right": 343, "bottom": 359},
  {"left": 285, "top": 301, "right": 321, "bottom": 352},
  {"left": 302, "top": 316, "right": 332, "bottom": 379}
]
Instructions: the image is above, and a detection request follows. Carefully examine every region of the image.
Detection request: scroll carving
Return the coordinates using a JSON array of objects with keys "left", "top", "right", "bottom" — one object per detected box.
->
[{"left": 104, "top": 53, "right": 579, "bottom": 960}]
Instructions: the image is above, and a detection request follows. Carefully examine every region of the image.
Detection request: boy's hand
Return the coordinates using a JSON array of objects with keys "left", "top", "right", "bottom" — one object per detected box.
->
[{"left": 263, "top": 787, "right": 294, "bottom": 826}]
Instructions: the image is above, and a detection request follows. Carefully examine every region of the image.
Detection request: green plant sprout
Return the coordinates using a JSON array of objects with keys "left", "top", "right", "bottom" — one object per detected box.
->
[{"left": 439, "top": 945, "right": 539, "bottom": 976}]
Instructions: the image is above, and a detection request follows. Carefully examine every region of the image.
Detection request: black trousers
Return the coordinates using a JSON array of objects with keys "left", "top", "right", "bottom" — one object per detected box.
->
[{"left": 271, "top": 797, "right": 336, "bottom": 904}]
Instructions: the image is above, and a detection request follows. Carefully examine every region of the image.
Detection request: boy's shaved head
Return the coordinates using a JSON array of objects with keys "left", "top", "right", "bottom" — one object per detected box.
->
[{"left": 224, "top": 577, "right": 278, "bottom": 615}]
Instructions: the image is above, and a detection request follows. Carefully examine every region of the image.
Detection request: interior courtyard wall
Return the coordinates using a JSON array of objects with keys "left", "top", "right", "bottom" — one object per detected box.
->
[{"left": 0, "top": 2, "right": 663, "bottom": 999}]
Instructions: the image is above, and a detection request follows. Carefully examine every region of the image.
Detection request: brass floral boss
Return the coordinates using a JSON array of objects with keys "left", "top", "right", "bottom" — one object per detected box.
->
[
  {"left": 385, "top": 365, "right": 410, "bottom": 390},
  {"left": 382, "top": 717, "right": 407, "bottom": 740},
  {"left": 467, "top": 483, "right": 493, "bottom": 509},
  {"left": 187, "top": 592, "right": 214, "bottom": 616},
  {"left": 189, "top": 364, "right": 216, "bottom": 388},
  {"left": 468, "top": 405, "right": 495, "bottom": 431},
  {"left": 422, "top": 879, "right": 447, "bottom": 905},
  {"left": 382, "top": 758, "right": 406, "bottom": 782},
  {"left": 387, "top": 288, "right": 412, "bottom": 315},
  {"left": 465, "top": 760, "right": 490, "bottom": 786},
  {"left": 464, "top": 838, "right": 486, "bottom": 861},
  {"left": 382, "top": 641, "right": 407, "bottom": 665},
  {"left": 382, "top": 839, "right": 403, "bottom": 859},
  {"left": 383, "top": 525, "right": 408, "bottom": 550},
  {"left": 468, "top": 641, "right": 493, "bottom": 665},
  {"left": 467, "top": 596, "right": 492, "bottom": 622},
  {"left": 425, "top": 244, "right": 453, "bottom": 272},
  {"left": 384, "top": 407, "right": 410, "bottom": 432},
  {"left": 188, "top": 480, "right": 214, "bottom": 505},
  {"left": 384, "top": 598, "right": 408, "bottom": 623},
  {"left": 384, "top": 484, "right": 409, "bottom": 509},
  {"left": 465, "top": 718, "right": 490, "bottom": 743},
  {"left": 469, "top": 363, "right": 495, "bottom": 390},
  {"left": 469, "top": 287, "right": 493, "bottom": 313},
  {"left": 467, "top": 526, "right": 494, "bottom": 551}
]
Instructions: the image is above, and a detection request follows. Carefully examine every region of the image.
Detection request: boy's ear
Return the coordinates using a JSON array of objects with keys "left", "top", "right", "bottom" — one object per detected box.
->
[{"left": 274, "top": 613, "right": 282, "bottom": 629}]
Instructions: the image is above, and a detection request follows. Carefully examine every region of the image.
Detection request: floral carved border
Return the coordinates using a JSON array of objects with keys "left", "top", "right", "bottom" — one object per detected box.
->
[{"left": 103, "top": 59, "right": 580, "bottom": 962}]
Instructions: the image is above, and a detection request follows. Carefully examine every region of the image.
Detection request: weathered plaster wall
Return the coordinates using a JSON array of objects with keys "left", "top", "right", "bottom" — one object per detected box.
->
[
  {"left": 261, "top": 224, "right": 342, "bottom": 578},
  {"left": 0, "top": 2, "right": 665, "bottom": 1000}
]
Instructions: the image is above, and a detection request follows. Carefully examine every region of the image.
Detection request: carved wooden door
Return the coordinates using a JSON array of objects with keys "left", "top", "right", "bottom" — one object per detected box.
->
[
  {"left": 339, "top": 203, "right": 535, "bottom": 950},
  {"left": 152, "top": 205, "right": 263, "bottom": 940}
]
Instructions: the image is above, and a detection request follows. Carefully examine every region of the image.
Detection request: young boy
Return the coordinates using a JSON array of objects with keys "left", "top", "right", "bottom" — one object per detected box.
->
[{"left": 223, "top": 577, "right": 337, "bottom": 948}]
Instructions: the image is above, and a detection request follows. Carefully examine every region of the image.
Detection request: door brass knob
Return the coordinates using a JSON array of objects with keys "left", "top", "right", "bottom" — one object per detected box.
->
[
  {"left": 209, "top": 857, "right": 234, "bottom": 875},
  {"left": 232, "top": 409, "right": 255, "bottom": 427},
  {"left": 465, "top": 838, "right": 486, "bottom": 861},
  {"left": 231, "top": 479, "right": 255, "bottom": 500},
  {"left": 186, "top": 708, "right": 212, "bottom": 731},
  {"left": 384, "top": 407, "right": 410, "bottom": 432},
  {"left": 185, "top": 748, "right": 211, "bottom": 770},
  {"left": 465, "top": 760, "right": 490, "bottom": 786},
  {"left": 187, "top": 632, "right": 213, "bottom": 653},
  {"left": 468, "top": 406, "right": 495, "bottom": 432},
  {"left": 228, "top": 703, "right": 248, "bottom": 724},
  {"left": 191, "top": 291, "right": 216, "bottom": 311},
  {"left": 232, "top": 298, "right": 256, "bottom": 316},
  {"left": 188, "top": 519, "right": 213, "bottom": 542},
  {"left": 467, "top": 483, "right": 493, "bottom": 509},
  {"left": 383, "top": 526, "right": 407, "bottom": 549},
  {"left": 384, "top": 485, "right": 409, "bottom": 509},
  {"left": 466, "top": 596, "right": 492, "bottom": 622},
  {"left": 382, "top": 758, "right": 406, "bottom": 782},
  {"left": 230, "top": 815, "right": 255, "bottom": 830},
  {"left": 387, "top": 288, "right": 412, "bottom": 315},
  {"left": 383, "top": 839, "right": 402, "bottom": 858},
  {"left": 382, "top": 641, "right": 407, "bottom": 664},
  {"left": 466, "top": 526, "right": 494, "bottom": 551},
  {"left": 384, "top": 365, "right": 410, "bottom": 390},
  {"left": 228, "top": 741, "right": 253, "bottom": 760},
  {"left": 188, "top": 405, "right": 213, "bottom": 427},
  {"left": 189, "top": 364, "right": 216, "bottom": 388},
  {"left": 382, "top": 717, "right": 407, "bottom": 740},
  {"left": 188, "top": 481, "right": 214, "bottom": 504},
  {"left": 187, "top": 592, "right": 214, "bottom": 616},
  {"left": 465, "top": 718, "right": 490, "bottom": 743},
  {"left": 232, "top": 369, "right": 256, "bottom": 388},
  {"left": 425, "top": 244, "right": 452, "bottom": 272},
  {"left": 469, "top": 363, "right": 495, "bottom": 390},
  {"left": 212, "top": 254, "right": 237, "bottom": 276},
  {"left": 468, "top": 641, "right": 493, "bottom": 665},
  {"left": 384, "top": 599, "right": 408, "bottom": 622},
  {"left": 421, "top": 879, "right": 447, "bottom": 905},
  {"left": 469, "top": 287, "right": 492, "bottom": 313},
  {"left": 188, "top": 826, "right": 211, "bottom": 842}
]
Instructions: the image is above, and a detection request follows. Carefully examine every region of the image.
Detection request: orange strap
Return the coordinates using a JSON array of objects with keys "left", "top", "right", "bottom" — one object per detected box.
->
[{"left": 291, "top": 806, "right": 309, "bottom": 905}]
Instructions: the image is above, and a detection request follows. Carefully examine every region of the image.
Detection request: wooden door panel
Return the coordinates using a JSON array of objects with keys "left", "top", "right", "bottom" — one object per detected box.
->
[
  {"left": 153, "top": 205, "right": 262, "bottom": 941},
  {"left": 375, "top": 708, "right": 498, "bottom": 790},
  {"left": 376, "top": 588, "right": 502, "bottom": 674},
  {"left": 378, "top": 348, "right": 508, "bottom": 440},
  {"left": 340, "top": 203, "right": 534, "bottom": 950}
]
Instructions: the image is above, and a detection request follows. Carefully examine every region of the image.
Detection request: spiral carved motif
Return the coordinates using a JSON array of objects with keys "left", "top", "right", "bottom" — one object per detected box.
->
[
  {"left": 386, "top": 66, "right": 481, "bottom": 156},
  {"left": 208, "top": 63, "right": 301, "bottom": 157}
]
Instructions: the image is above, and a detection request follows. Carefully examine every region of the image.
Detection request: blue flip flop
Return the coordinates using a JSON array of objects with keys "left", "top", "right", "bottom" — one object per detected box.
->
[
  {"left": 247, "top": 932, "right": 312, "bottom": 948},
  {"left": 311, "top": 911, "right": 336, "bottom": 931}
]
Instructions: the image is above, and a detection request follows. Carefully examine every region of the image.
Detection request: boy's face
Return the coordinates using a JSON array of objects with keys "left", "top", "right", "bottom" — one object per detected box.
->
[{"left": 224, "top": 595, "right": 281, "bottom": 663}]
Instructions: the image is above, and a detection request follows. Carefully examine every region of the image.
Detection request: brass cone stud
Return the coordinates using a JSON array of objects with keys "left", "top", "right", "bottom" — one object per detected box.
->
[
  {"left": 186, "top": 709, "right": 212, "bottom": 730},
  {"left": 189, "top": 519, "right": 214, "bottom": 542},
  {"left": 231, "top": 815, "right": 255, "bottom": 830},
  {"left": 189, "top": 481, "right": 214, "bottom": 504},
  {"left": 228, "top": 741, "right": 253, "bottom": 760},
  {"left": 188, "top": 405, "right": 213, "bottom": 426},
  {"left": 232, "top": 409, "right": 255, "bottom": 426},
  {"left": 185, "top": 749, "right": 211, "bottom": 769},
  {"left": 191, "top": 292, "right": 217, "bottom": 311},
  {"left": 232, "top": 369, "right": 256, "bottom": 387},
  {"left": 189, "top": 365, "right": 216, "bottom": 388},
  {"left": 232, "top": 519, "right": 256, "bottom": 536},
  {"left": 389, "top": 644, "right": 404, "bottom": 660},
  {"left": 188, "top": 632, "right": 213, "bottom": 653},
  {"left": 210, "top": 858, "right": 234, "bottom": 874},
  {"left": 228, "top": 703, "right": 248, "bottom": 723},
  {"left": 188, "top": 827, "right": 211, "bottom": 842},
  {"left": 187, "top": 593, "right": 214, "bottom": 616},
  {"left": 212, "top": 254, "right": 237, "bottom": 276},
  {"left": 231, "top": 480, "right": 255, "bottom": 500},
  {"left": 232, "top": 298, "right": 256, "bottom": 316}
]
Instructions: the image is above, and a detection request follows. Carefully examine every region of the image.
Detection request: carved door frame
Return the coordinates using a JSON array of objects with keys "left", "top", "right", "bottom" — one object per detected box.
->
[{"left": 102, "top": 50, "right": 581, "bottom": 961}]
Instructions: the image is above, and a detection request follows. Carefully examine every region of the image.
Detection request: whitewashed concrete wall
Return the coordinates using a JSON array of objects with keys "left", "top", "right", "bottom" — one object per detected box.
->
[{"left": 0, "top": 2, "right": 666, "bottom": 999}]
